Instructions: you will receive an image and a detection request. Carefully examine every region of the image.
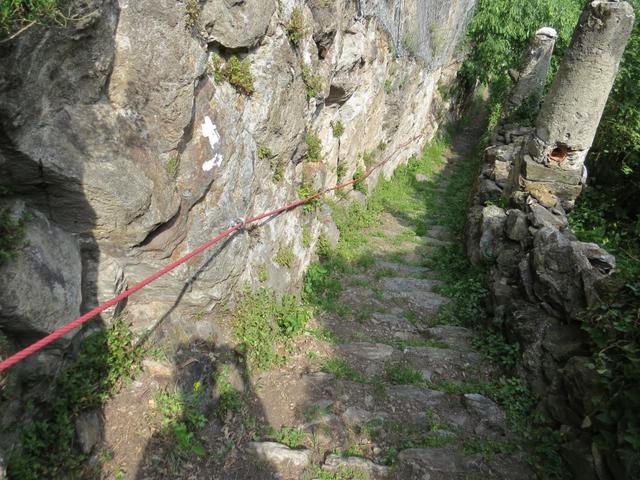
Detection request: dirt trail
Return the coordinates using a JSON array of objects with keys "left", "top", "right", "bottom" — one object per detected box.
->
[{"left": 99, "top": 103, "right": 535, "bottom": 480}]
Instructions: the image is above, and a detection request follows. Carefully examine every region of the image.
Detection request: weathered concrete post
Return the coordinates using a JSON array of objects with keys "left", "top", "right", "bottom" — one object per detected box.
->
[
  {"left": 505, "top": 27, "right": 557, "bottom": 115},
  {"left": 516, "top": 1, "right": 635, "bottom": 209}
]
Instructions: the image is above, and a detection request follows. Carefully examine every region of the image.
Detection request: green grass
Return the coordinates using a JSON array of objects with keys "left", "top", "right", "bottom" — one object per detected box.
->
[
  {"left": 8, "top": 318, "right": 143, "bottom": 479},
  {"left": 262, "top": 425, "right": 307, "bottom": 448},
  {"left": 233, "top": 288, "right": 312, "bottom": 370},
  {"left": 303, "top": 465, "right": 368, "bottom": 480},
  {"left": 321, "top": 357, "right": 366, "bottom": 383},
  {"left": 156, "top": 382, "right": 207, "bottom": 456},
  {"left": 304, "top": 403, "right": 331, "bottom": 421},
  {"left": 0, "top": 0, "right": 60, "bottom": 35},
  {"left": 274, "top": 246, "right": 295, "bottom": 268},
  {"left": 383, "top": 362, "right": 423, "bottom": 385},
  {"left": 257, "top": 145, "right": 272, "bottom": 160},
  {"left": 352, "top": 167, "right": 367, "bottom": 194},
  {"left": 215, "top": 364, "right": 242, "bottom": 419},
  {"left": 305, "top": 326, "right": 342, "bottom": 344}
]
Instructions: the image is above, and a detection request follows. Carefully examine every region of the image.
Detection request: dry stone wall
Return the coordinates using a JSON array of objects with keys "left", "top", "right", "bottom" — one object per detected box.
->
[{"left": 0, "top": 0, "right": 474, "bottom": 360}]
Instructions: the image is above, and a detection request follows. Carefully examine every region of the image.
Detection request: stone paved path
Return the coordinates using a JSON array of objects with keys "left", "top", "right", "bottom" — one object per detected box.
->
[
  {"left": 238, "top": 111, "right": 535, "bottom": 479},
  {"left": 104, "top": 103, "right": 537, "bottom": 480}
]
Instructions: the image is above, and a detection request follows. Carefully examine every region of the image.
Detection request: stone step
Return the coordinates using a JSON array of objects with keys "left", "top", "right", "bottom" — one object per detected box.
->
[
  {"left": 370, "top": 312, "right": 418, "bottom": 336},
  {"left": 396, "top": 447, "right": 484, "bottom": 479},
  {"left": 245, "top": 442, "right": 312, "bottom": 474},
  {"left": 339, "top": 342, "right": 395, "bottom": 361},
  {"left": 373, "top": 261, "right": 432, "bottom": 277},
  {"left": 402, "top": 346, "right": 482, "bottom": 380},
  {"left": 323, "top": 455, "right": 390, "bottom": 479},
  {"left": 381, "top": 277, "right": 442, "bottom": 293},
  {"left": 385, "top": 289, "right": 449, "bottom": 317},
  {"left": 423, "top": 325, "right": 474, "bottom": 350}
]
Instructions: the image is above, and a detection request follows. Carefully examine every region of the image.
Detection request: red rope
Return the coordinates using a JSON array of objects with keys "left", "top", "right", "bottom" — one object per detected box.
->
[{"left": 0, "top": 134, "right": 421, "bottom": 374}]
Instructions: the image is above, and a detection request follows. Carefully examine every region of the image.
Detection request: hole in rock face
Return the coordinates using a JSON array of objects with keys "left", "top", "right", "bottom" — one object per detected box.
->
[{"left": 549, "top": 144, "right": 569, "bottom": 162}]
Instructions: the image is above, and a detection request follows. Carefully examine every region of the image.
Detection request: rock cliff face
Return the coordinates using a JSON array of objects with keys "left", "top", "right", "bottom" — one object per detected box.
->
[{"left": 0, "top": 0, "right": 473, "bottom": 348}]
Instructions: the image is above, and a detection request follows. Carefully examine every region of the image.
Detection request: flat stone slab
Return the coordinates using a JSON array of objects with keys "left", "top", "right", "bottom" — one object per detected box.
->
[
  {"left": 323, "top": 455, "right": 390, "bottom": 478},
  {"left": 341, "top": 406, "right": 385, "bottom": 426},
  {"left": 374, "top": 261, "right": 432, "bottom": 276},
  {"left": 464, "top": 393, "right": 506, "bottom": 433},
  {"left": 381, "top": 277, "right": 442, "bottom": 293},
  {"left": 397, "top": 448, "right": 483, "bottom": 475},
  {"left": 371, "top": 313, "right": 417, "bottom": 334},
  {"left": 425, "top": 325, "right": 474, "bottom": 348},
  {"left": 404, "top": 347, "right": 481, "bottom": 365},
  {"left": 339, "top": 342, "right": 395, "bottom": 361},
  {"left": 386, "top": 385, "right": 446, "bottom": 407},
  {"left": 246, "top": 442, "right": 311, "bottom": 470}
]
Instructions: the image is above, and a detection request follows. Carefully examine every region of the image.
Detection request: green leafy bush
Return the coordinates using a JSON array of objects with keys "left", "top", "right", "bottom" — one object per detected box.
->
[
  {"left": 233, "top": 289, "right": 312, "bottom": 370},
  {"left": 8, "top": 318, "right": 143, "bottom": 478}
]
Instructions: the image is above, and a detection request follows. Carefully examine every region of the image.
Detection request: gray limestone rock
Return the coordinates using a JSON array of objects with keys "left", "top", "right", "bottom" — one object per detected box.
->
[
  {"left": 201, "top": 0, "right": 276, "bottom": 48},
  {"left": 246, "top": 442, "right": 312, "bottom": 471},
  {"left": 479, "top": 205, "right": 507, "bottom": 259},
  {"left": 528, "top": 203, "right": 567, "bottom": 230},
  {"left": 464, "top": 393, "right": 506, "bottom": 432},
  {"left": 0, "top": 204, "right": 82, "bottom": 338},
  {"left": 505, "top": 209, "right": 529, "bottom": 241},
  {"left": 75, "top": 410, "right": 103, "bottom": 455},
  {"left": 531, "top": 227, "right": 615, "bottom": 317}
]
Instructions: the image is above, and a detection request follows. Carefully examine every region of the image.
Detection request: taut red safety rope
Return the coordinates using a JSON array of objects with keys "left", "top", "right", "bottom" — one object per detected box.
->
[{"left": 0, "top": 134, "right": 422, "bottom": 373}]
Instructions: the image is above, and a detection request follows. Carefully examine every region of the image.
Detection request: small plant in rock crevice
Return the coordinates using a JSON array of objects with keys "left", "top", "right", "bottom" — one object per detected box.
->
[
  {"left": 286, "top": 6, "right": 305, "bottom": 45},
  {"left": 208, "top": 54, "right": 255, "bottom": 96},
  {"left": 331, "top": 120, "right": 345, "bottom": 138},
  {"left": 167, "top": 155, "right": 179, "bottom": 178},
  {"left": 257, "top": 144, "right": 272, "bottom": 160},
  {"left": 301, "top": 65, "right": 323, "bottom": 98},
  {"left": 184, "top": 0, "right": 201, "bottom": 30},
  {"left": 304, "top": 132, "right": 322, "bottom": 162},
  {"left": 274, "top": 245, "right": 295, "bottom": 268}
]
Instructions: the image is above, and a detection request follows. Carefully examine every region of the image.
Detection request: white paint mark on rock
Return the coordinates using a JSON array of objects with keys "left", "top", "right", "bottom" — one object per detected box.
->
[{"left": 201, "top": 115, "right": 223, "bottom": 171}]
